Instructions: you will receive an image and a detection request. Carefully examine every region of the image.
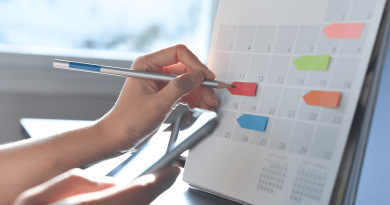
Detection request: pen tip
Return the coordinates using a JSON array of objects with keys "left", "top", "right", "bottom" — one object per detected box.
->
[
  {"left": 217, "top": 81, "right": 235, "bottom": 89},
  {"left": 231, "top": 85, "right": 237, "bottom": 88}
]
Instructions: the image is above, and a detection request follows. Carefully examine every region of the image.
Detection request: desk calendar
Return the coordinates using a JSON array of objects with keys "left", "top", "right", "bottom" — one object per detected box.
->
[{"left": 183, "top": 0, "right": 386, "bottom": 204}]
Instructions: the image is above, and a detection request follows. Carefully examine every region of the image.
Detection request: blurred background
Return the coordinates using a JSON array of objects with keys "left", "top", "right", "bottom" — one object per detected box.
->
[{"left": 0, "top": 0, "right": 219, "bottom": 143}]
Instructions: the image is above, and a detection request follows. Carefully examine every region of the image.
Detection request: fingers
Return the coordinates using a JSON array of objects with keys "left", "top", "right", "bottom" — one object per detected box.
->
[
  {"left": 164, "top": 62, "right": 218, "bottom": 108},
  {"left": 130, "top": 46, "right": 219, "bottom": 111},
  {"left": 13, "top": 168, "right": 116, "bottom": 205},
  {"left": 130, "top": 166, "right": 181, "bottom": 198},
  {"left": 157, "top": 71, "right": 204, "bottom": 111},
  {"left": 163, "top": 62, "right": 191, "bottom": 75},
  {"left": 191, "top": 88, "right": 214, "bottom": 111},
  {"left": 52, "top": 166, "right": 181, "bottom": 205},
  {"left": 199, "top": 87, "right": 218, "bottom": 107},
  {"left": 181, "top": 94, "right": 198, "bottom": 109},
  {"left": 133, "top": 45, "right": 216, "bottom": 80},
  {"left": 119, "top": 166, "right": 181, "bottom": 205}
]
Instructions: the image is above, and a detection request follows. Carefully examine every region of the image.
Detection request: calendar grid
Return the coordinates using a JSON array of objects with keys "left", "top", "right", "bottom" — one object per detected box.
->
[
  {"left": 252, "top": 25, "right": 280, "bottom": 147},
  {"left": 224, "top": 24, "right": 240, "bottom": 141},
  {"left": 293, "top": 21, "right": 325, "bottom": 156},
  {"left": 282, "top": 25, "right": 303, "bottom": 148},
  {"left": 212, "top": 0, "right": 371, "bottom": 160},
  {"left": 307, "top": 0, "right": 355, "bottom": 159},
  {"left": 215, "top": 50, "right": 363, "bottom": 57},
  {"left": 213, "top": 20, "right": 356, "bottom": 159},
  {"left": 218, "top": 107, "right": 343, "bottom": 128},
  {"left": 216, "top": 78, "right": 355, "bottom": 92},
  {"left": 268, "top": 25, "right": 301, "bottom": 151},
  {"left": 285, "top": 56, "right": 310, "bottom": 154},
  {"left": 242, "top": 24, "right": 261, "bottom": 143}
]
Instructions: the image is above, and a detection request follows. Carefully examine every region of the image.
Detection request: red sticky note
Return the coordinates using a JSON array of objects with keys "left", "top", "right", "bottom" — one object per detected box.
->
[
  {"left": 227, "top": 82, "right": 257, "bottom": 96},
  {"left": 322, "top": 23, "right": 364, "bottom": 39},
  {"left": 303, "top": 90, "right": 341, "bottom": 108}
]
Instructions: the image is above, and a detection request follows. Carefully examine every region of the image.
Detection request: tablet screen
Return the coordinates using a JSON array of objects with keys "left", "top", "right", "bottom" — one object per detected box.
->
[{"left": 108, "top": 110, "right": 217, "bottom": 183}]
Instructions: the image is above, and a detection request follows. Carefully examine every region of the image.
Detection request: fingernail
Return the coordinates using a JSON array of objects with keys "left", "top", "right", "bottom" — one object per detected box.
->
[
  {"left": 189, "top": 71, "right": 204, "bottom": 85},
  {"left": 213, "top": 98, "right": 219, "bottom": 106},
  {"left": 211, "top": 72, "right": 216, "bottom": 79},
  {"left": 212, "top": 94, "right": 218, "bottom": 106}
]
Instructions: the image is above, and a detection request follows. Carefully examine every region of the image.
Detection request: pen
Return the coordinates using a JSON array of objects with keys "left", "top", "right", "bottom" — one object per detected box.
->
[{"left": 53, "top": 59, "right": 234, "bottom": 89}]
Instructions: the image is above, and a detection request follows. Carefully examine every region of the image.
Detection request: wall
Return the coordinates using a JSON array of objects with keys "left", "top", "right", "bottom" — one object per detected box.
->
[{"left": 0, "top": 52, "right": 127, "bottom": 143}]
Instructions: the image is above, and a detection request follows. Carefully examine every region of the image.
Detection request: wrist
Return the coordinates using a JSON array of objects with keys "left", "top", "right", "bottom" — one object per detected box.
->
[{"left": 95, "top": 114, "right": 139, "bottom": 152}]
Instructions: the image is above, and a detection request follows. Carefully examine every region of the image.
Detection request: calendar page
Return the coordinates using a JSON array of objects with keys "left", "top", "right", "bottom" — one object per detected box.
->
[{"left": 183, "top": 0, "right": 386, "bottom": 204}]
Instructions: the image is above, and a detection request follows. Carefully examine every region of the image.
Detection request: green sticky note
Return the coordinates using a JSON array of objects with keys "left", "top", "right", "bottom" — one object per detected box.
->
[{"left": 293, "top": 55, "right": 330, "bottom": 71}]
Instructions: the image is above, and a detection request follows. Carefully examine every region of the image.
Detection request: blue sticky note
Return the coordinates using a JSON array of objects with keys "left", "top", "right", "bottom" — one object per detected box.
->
[{"left": 237, "top": 114, "right": 268, "bottom": 132}]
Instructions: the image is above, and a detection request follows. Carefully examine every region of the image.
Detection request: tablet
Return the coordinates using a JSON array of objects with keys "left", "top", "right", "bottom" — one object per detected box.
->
[{"left": 107, "top": 109, "right": 218, "bottom": 182}]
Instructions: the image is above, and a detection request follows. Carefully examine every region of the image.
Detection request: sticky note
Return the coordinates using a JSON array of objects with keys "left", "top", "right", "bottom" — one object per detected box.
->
[
  {"left": 303, "top": 90, "right": 341, "bottom": 108},
  {"left": 237, "top": 114, "right": 268, "bottom": 132},
  {"left": 323, "top": 23, "right": 364, "bottom": 39},
  {"left": 228, "top": 82, "right": 257, "bottom": 96},
  {"left": 293, "top": 55, "right": 330, "bottom": 71}
]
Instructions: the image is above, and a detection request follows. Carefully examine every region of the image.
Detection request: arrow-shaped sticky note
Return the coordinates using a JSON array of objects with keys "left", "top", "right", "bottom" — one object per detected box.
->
[
  {"left": 323, "top": 23, "right": 364, "bottom": 39},
  {"left": 228, "top": 82, "right": 257, "bottom": 96},
  {"left": 237, "top": 114, "right": 268, "bottom": 132},
  {"left": 293, "top": 55, "right": 330, "bottom": 71},
  {"left": 303, "top": 90, "right": 341, "bottom": 108}
]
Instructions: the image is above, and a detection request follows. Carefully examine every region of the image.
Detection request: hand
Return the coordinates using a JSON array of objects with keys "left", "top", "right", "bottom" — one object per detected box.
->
[
  {"left": 97, "top": 44, "right": 218, "bottom": 150},
  {"left": 13, "top": 166, "right": 180, "bottom": 205}
]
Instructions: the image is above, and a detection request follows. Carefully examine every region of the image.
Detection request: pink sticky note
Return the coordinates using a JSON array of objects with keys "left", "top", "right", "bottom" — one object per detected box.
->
[
  {"left": 323, "top": 23, "right": 364, "bottom": 39},
  {"left": 227, "top": 82, "right": 257, "bottom": 96}
]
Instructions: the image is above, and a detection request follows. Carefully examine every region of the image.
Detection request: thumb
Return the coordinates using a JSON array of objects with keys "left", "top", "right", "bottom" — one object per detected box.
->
[{"left": 158, "top": 71, "right": 204, "bottom": 109}]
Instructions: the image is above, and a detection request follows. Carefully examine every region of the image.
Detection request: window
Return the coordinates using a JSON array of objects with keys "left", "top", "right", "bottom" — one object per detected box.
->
[{"left": 0, "top": 0, "right": 216, "bottom": 61}]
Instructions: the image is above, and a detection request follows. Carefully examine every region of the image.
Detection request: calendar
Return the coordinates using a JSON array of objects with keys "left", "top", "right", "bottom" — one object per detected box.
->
[{"left": 183, "top": 0, "right": 386, "bottom": 205}]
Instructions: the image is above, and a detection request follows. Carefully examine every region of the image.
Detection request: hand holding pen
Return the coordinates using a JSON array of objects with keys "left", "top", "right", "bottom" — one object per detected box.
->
[{"left": 86, "top": 45, "right": 218, "bottom": 149}]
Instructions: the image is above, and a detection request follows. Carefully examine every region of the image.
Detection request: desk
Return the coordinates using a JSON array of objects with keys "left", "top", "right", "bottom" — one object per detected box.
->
[{"left": 20, "top": 118, "right": 239, "bottom": 205}]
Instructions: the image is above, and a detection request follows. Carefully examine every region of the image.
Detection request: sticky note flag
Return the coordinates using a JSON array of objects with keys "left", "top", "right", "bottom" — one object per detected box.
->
[
  {"left": 293, "top": 55, "right": 330, "bottom": 71},
  {"left": 323, "top": 23, "right": 364, "bottom": 39},
  {"left": 228, "top": 82, "right": 257, "bottom": 96},
  {"left": 303, "top": 90, "right": 341, "bottom": 108},
  {"left": 237, "top": 114, "right": 268, "bottom": 132}
]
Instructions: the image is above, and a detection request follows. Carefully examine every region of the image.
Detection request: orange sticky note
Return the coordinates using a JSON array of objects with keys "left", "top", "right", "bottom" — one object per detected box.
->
[
  {"left": 228, "top": 82, "right": 257, "bottom": 96},
  {"left": 303, "top": 91, "right": 341, "bottom": 108},
  {"left": 323, "top": 23, "right": 364, "bottom": 39}
]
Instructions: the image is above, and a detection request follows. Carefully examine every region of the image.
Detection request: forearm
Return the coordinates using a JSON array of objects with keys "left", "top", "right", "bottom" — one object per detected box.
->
[
  {"left": 4, "top": 45, "right": 217, "bottom": 205},
  {"left": 0, "top": 123, "right": 127, "bottom": 204}
]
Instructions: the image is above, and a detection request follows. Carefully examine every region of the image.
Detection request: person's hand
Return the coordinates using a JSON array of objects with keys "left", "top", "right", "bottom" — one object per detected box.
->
[
  {"left": 97, "top": 44, "right": 218, "bottom": 150},
  {"left": 13, "top": 166, "right": 180, "bottom": 205}
]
